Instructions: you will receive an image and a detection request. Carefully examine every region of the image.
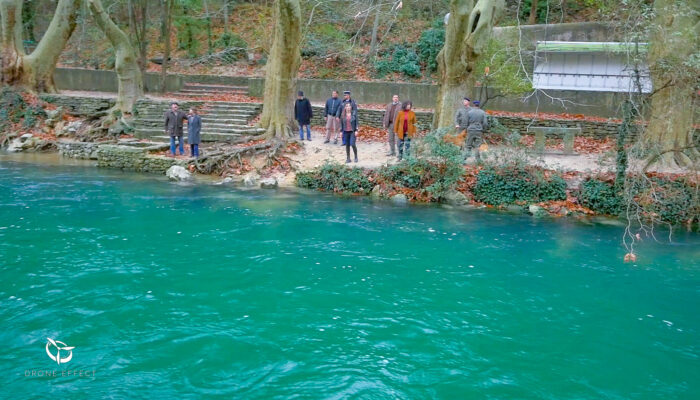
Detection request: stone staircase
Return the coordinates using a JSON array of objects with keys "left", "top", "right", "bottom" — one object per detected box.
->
[
  {"left": 173, "top": 82, "right": 248, "bottom": 98},
  {"left": 133, "top": 99, "right": 265, "bottom": 142}
]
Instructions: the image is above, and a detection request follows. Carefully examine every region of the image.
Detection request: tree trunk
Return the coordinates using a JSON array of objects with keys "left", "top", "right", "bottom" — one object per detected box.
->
[
  {"left": 643, "top": 0, "right": 699, "bottom": 168},
  {"left": 258, "top": 0, "right": 302, "bottom": 139},
  {"left": 433, "top": 0, "right": 504, "bottom": 129},
  {"left": 528, "top": 0, "right": 538, "bottom": 25},
  {"left": 223, "top": 1, "right": 229, "bottom": 33},
  {"left": 160, "top": 0, "right": 173, "bottom": 93},
  {"left": 0, "top": 0, "right": 79, "bottom": 92},
  {"left": 368, "top": 1, "right": 381, "bottom": 60},
  {"left": 88, "top": 0, "right": 143, "bottom": 116},
  {"left": 128, "top": 0, "right": 149, "bottom": 74},
  {"left": 203, "top": 0, "right": 212, "bottom": 55}
]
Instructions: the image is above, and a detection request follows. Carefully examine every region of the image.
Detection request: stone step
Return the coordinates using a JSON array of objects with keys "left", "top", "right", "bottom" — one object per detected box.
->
[
  {"left": 137, "top": 107, "right": 257, "bottom": 113},
  {"left": 134, "top": 118, "right": 250, "bottom": 126},
  {"left": 138, "top": 104, "right": 260, "bottom": 112},
  {"left": 136, "top": 110, "right": 257, "bottom": 117},
  {"left": 136, "top": 126, "right": 260, "bottom": 135},
  {"left": 134, "top": 123, "right": 255, "bottom": 132},
  {"left": 135, "top": 127, "right": 265, "bottom": 138},
  {"left": 147, "top": 133, "right": 253, "bottom": 143},
  {"left": 179, "top": 88, "right": 248, "bottom": 94},
  {"left": 172, "top": 92, "right": 249, "bottom": 99},
  {"left": 182, "top": 83, "right": 249, "bottom": 91}
]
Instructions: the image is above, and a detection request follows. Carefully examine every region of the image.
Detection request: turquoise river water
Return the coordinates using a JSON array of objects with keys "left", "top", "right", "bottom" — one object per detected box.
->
[{"left": 0, "top": 158, "right": 698, "bottom": 399}]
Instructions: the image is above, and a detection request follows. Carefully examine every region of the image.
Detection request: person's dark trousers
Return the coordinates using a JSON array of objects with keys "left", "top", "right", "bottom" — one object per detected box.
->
[
  {"left": 190, "top": 144, "right": 199, "bottom": 157},
  {"left": 170, "top": 135, "right": 184, "bottom": 155},
  {"left": 299, "top": 124, "right": 311, "bottom": 140},
  {"left": 343, "top": 131, "right": 357, "bottom": 162},
  {"left": 398, "top": 138, "right": 411, "bottom": 160},
  {"left": 464, "top": 130, "right": 483, "bottom": 161}
]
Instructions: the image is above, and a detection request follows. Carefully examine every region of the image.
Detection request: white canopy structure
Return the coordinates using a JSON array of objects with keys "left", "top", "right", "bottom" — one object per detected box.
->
[{"left": 532, "top": 41, "right": 652, "bottom": 93}]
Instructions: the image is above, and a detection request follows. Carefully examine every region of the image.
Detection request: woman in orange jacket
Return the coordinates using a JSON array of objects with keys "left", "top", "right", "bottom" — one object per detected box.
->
[{"left": 393, "top": 101, "right": 416, "bottom": 160}]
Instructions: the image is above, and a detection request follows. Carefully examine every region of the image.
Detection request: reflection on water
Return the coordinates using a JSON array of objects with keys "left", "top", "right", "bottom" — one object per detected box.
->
[{"left": 0, "top": 159, "right": 698, "bottom": 399}]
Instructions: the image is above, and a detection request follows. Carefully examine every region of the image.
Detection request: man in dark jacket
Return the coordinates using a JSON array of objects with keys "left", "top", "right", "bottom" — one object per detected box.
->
[
  {"left": 336, "top": 90, "right": 358, "bottom": 145},
  {"left": 382, "top": 94, "right": 401, "bottom": 156},
  {"left": 294, "top": 91, "right": 313, "bottom": 141},
  {"left": 187, "top": 108, "right": 202, "bottom": 158},
  {"left": 164, "top": 102, "right": 188, "bottom": 156},
  {"left": 324, "top": 90, "right": 342, "bottom": 144}
]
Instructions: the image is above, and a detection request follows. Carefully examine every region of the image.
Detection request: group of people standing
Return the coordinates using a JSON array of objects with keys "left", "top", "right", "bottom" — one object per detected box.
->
[
  {"left": 296, "top": 89, "right": 361, "bottom": 163},
  {"left": 164, "top": 91, "right": 489, "bottom": 164},
  {"left": 163, "top": 102, "right": 202, "bottom": 158}
]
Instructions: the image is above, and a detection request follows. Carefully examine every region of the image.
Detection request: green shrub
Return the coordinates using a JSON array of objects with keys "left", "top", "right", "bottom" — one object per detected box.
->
[
  {"left": 473, "top": 165, "right": 567, "bottom": 205},
  {"left": 579, "top": 179, "right": 624, "bottom": 215},
  {"left": 633, "top": 177, "right": 698, "bottom": 226},
  {"left": 417, "top": 27, "right": 444, "bottom": 72},
  {"left": 214, "top": 32, "right": 248, "bottom": 59},
  {"left": 377, "top": 128, "right": 464, "bottom": 200},
  {"left": 296, "top": 162, "right": 374, "bottom": 195},
  {"left": 374, "top": 44, "right": 421, "bottom": 78}
]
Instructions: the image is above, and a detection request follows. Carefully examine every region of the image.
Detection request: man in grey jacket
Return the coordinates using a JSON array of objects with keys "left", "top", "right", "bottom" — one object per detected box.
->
[
  {"left": 382, "top": 94, "right": 401, "bottom": 156},
  {"left": 464, "top": 100, "right": 489, "bottom": 162},
  {"left": 164, "top": 102, "right": 188, "bottom": 156},
  {"left": 454, "top": 97, "right": 470, "bottom": 132}
]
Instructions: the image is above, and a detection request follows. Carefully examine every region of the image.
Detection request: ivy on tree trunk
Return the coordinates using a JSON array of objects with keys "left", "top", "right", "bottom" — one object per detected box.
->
[
  {"left": 433, "top": 0, "right": 504, "bottom": 129},
  {"left": 0, "top": 0, "right": 80, "bottom": 92},
  {"left": 258, "top": 0, "right": 302, "bottom": 139}
]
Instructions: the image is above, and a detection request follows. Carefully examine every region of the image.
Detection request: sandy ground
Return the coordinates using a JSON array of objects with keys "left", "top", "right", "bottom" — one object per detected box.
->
[{"left": 275, "top": 128, "right": 689, "bottom": 187}]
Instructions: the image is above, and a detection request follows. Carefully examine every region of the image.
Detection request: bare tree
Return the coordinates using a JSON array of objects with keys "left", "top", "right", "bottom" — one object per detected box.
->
[{"left": 0, "top": 0, "right": 80, "bottom": 92}]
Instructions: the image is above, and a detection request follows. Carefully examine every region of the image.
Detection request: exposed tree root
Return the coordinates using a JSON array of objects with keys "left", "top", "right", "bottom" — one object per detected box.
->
[{"left": 191, "top": 137, "right": 291, "bottom": 175}]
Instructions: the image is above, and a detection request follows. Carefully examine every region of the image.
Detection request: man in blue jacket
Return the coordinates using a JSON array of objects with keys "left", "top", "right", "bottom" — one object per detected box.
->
[{"left": 324, "top": 90, "right": 342, "bottom": 144}]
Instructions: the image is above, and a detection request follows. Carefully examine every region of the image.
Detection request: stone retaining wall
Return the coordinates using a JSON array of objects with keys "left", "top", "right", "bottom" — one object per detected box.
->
[
  {"left": 57, "top": 141, "right": 101, "bottom": 160},
  {"left": 310, "top": 106, "right": 628, "bottom": 139},
  {"left": 53, "top": 67, "right": 634, "bottom": 118},
  {"left": 40, "top": 94, "right": 115, "bottom": 116},
  {"left": 97, "top": 144, "right": 183, "bottom": 173}
]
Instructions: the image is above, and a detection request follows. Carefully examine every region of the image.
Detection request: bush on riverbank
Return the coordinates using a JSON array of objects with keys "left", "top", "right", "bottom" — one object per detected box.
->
[
  {"left": 473, "top": 165, "right": 567, "bottom": 206},
  {"left": 631, "top": 176, "right": 698, "bottom": 227},
  {"left": 296, "top": 162, "right": 374, "bottom": 195},
  {"left": 580, "top": 175, "right": 698, "bottom": 226},
  {"left": 579, "top": 178, "right": 623, "bottom": 216},
  {"left": 0, "top": 87, "right": 46, "bottom": 131},
  {"left": 376, "top": 129, "right": 464, "bottom": 201}
]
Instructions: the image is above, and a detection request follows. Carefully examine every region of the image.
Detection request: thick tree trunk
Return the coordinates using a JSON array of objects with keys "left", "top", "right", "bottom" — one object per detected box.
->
[
  {"left": 258, "top": 0, "right": 302, "bottom": 139},
  {"left": 160, "top": 0, "right": 173, "bottom": 93},
  {"left": 644, "top": 0, "right": 699, "bottom": 168},
  {"left": 433, "top": 0, "right": 504, "bottom": 129},
  {"left": 88, "top": 0, "right": 143, "bottom": 116},
  {"left": 528, "top": 0, "right": 538, "bottom": 25},
  {"left": 0, "top": 0, "right": 79, "bottom": 92}
]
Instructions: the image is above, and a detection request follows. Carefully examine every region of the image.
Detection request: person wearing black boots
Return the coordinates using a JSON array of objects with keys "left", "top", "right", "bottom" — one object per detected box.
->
[{"left": 339, "top": 103, "right": 358, "bottom": 163}]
